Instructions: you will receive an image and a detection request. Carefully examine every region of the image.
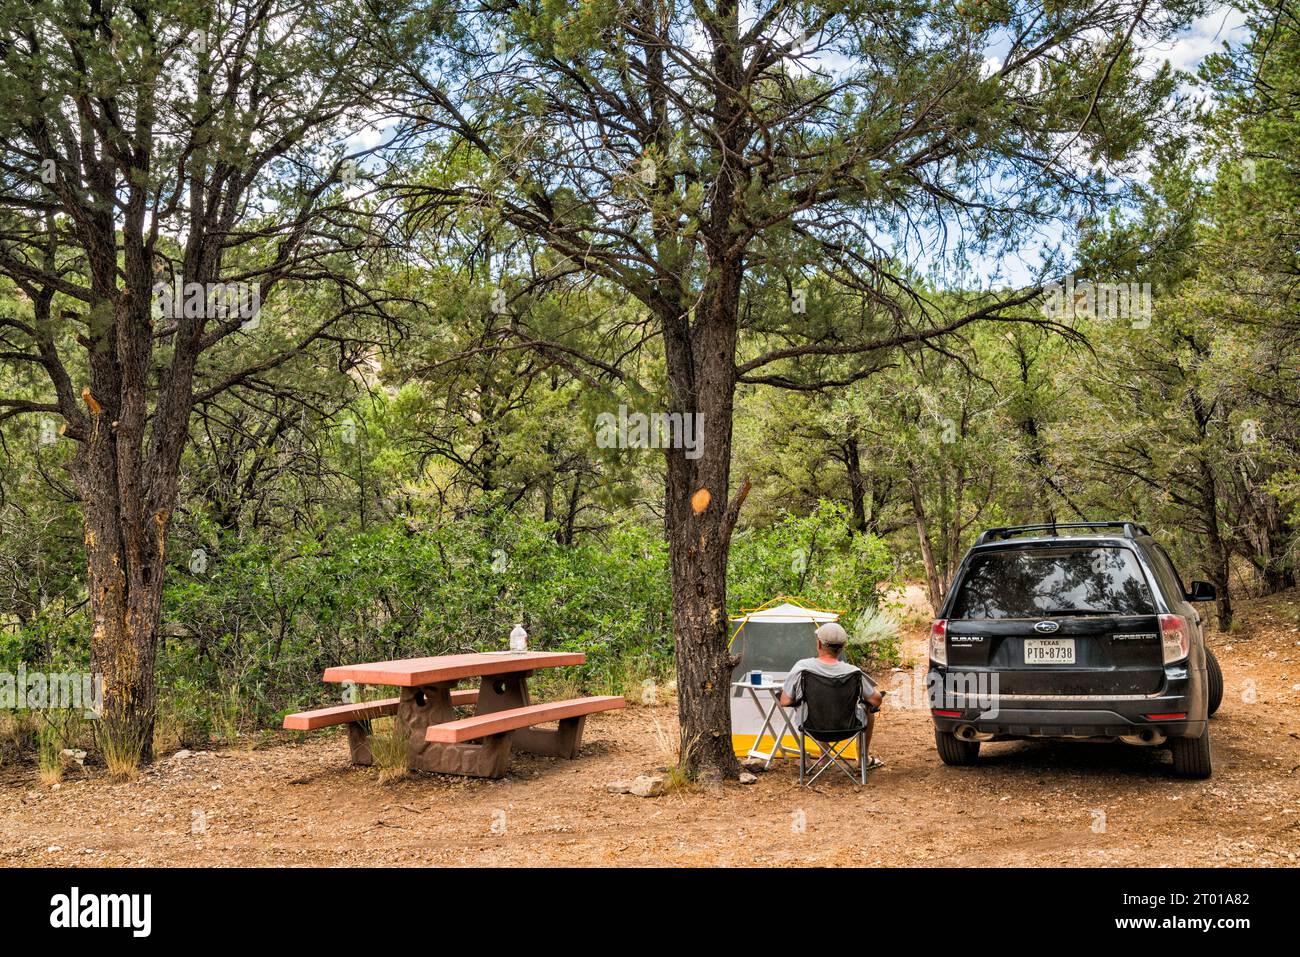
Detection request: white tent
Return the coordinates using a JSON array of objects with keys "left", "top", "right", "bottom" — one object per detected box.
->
[
  {"left": 735, "top": 601, "right": 841, "bottom": 625},
  {"left": 728, "top": 599, "right": 846, "bottom": 759}
]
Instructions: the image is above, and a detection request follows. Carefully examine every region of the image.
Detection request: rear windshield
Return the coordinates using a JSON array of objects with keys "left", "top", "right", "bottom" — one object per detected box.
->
[{"left": 951, "top": 546, "right": 1156, "bottom": 619}]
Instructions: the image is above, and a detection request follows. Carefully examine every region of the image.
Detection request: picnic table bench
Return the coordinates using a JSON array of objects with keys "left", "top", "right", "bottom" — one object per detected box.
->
[{"left": 283, "top": 651, "right": 624, "bottom": 778}]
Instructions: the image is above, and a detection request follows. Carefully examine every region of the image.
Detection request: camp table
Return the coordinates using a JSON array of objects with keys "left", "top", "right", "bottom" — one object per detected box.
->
[
  {"left": 730, "top": 678, "right": 801, "bottom": 768},
  {"left": 284, "top": 651, "right": 624, "bottom": 778}
]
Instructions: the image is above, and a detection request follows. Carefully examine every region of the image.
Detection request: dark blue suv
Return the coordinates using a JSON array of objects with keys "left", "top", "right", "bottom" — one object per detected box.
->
[{"left": 928, "top": 522, "right": 1223, "bottom": 778}]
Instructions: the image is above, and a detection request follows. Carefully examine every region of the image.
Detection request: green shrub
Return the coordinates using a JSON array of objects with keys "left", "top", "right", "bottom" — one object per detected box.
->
[
  {"left": 845, "top": 605, "right": 902, "bottom": 671},
  {"left": 729, "top": 501, "right": 900, "bottom": 667},
  {"left": 8, "top": 502, "right": 896, "bottom": 737}
]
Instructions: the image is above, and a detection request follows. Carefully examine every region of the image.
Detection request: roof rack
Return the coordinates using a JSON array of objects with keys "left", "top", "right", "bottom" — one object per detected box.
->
[{"left": 975, "top": 521, "right": 1150, "bottom": 546}]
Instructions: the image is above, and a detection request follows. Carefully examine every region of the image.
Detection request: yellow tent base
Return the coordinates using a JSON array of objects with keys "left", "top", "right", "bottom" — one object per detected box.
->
[{"left": 732, "top": 733, "right": 860, "bottom": 760}]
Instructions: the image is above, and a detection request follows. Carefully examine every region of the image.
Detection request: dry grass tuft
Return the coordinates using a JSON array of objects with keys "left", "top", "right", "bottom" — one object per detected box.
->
[{"left": 369, "top": 717, "right": 410, "bottom": 783}]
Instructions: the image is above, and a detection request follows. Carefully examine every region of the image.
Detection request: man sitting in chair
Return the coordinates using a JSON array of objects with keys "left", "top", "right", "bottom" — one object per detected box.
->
[{"left": 779, "top": 622, "right": 885, "bottom": 779}]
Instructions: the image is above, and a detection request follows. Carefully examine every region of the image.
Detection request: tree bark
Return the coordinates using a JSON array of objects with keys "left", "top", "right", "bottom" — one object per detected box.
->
[
  {"left": 1189, "top": 392, "right": 1233, "bottom": 631},
  {"left": 661, "top": 269, "right": 745, "bottom": 780},
  {"left": 909, "top": 470, "right": 944, "bottom": 615},
  {"left": 79, "top": 485, "right": 167, "bottom": 761},
  {"left": 1014, "top": 343, "right": 1056, "bottom": 523},
  {"left": 72, "top": 286, "right": 193, "bottom": 763},
  {"left": 560, "top": 474, "right": 582, "bottom": 546},
  {"left": 844, "top": 435, "right": 869, "bottom": 533},
  {"left": 1200, "top": 466, "right": 1234, "bottom": 632}
]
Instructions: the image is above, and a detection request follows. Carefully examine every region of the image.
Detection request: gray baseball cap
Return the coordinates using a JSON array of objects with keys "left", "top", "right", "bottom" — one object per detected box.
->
[{"left": 815, "top": 622, "right": 848, "bottom": 649}]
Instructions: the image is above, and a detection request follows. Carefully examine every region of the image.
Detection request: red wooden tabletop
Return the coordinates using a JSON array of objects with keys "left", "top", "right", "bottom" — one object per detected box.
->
[{"left": 322, "top": 651, "right": 586, "bottom": 687}]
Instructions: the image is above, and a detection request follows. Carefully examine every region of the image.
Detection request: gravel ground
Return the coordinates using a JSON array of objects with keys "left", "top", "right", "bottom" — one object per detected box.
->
[{"left": 3, "top": 588, "right": 1298, "bottom": 867}]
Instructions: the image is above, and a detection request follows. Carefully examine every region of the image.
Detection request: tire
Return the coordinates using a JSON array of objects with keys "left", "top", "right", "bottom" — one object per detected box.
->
[
  {"left": 1206, "top": 648, "right": 1223, "bottom": 717},
  {"left": 1170, "top": 728, "right": 1212, "bottom": 779},
  {"left": 934, "top": 728, "right": 980, "bottom": 766}
]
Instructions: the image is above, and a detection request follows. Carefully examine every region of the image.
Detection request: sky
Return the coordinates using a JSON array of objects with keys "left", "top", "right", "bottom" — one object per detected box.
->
[
  {"left": 1159, "top": 3, "right": 1249, "bottom": 74},
  {"left": 972, "top": 4, "right": 1252, "bottom": 288},
  {"left": 341, "top": 4, "right": 1254, "bottom": 290}
]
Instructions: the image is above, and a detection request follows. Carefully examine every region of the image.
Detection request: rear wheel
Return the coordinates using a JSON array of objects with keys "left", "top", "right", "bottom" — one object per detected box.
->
[
  {"left": 1206, "top": 649, "right": 1223, "bottom": 717},
  {"left": 1170, "top": 727, "right": 1212, "bottom": 779},
  {"left": 934, "top": 729, "right": 980, "bottom": 766}
]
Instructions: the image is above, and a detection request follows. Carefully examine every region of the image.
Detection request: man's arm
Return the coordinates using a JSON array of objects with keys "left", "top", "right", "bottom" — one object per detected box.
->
[
  {"left": 779, "top": 669, "right": 800, "bottom": 707},
  {"left": 862, "top": 673, "right": 883, "bottom": 712}
]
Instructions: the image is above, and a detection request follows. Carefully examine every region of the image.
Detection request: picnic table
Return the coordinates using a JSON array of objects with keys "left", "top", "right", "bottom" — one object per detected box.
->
[{"left": 284, "top": 651, "right": 624, "bottom": 778}]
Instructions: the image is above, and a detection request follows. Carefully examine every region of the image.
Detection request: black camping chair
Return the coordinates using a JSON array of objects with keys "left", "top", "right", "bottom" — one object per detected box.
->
[{"left": 797, "top": 671, "right": 869, "bottom": 786}]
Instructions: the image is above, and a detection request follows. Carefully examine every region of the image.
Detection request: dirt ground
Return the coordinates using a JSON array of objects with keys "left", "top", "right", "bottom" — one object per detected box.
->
[{"left": 3, "top": 586, "right": 1299, "bottom": 867}]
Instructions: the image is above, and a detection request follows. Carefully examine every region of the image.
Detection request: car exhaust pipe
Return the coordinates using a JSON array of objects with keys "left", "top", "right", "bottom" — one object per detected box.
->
[
  {"left": 954, "top": 724, "right": 995, "bottom": 742},
  {"left": 1119, "top": 728, "right": 1167, "bottom": 746}
]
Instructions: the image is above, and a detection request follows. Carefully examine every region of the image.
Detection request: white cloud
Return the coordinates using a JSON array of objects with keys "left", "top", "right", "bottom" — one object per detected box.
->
[{"left": 1147, "top": 5, "right": 1250, "bottom": 75}]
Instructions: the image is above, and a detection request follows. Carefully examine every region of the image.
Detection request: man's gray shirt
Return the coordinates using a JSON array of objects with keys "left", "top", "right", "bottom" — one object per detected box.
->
[{"left": 781, "top": 657, "right": 877, "bottom": 727}]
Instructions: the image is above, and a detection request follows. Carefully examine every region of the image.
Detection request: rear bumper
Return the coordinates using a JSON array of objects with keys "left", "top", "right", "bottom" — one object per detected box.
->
[{"left": 927, "top": 660, "right": 1208, "bottom": 739}]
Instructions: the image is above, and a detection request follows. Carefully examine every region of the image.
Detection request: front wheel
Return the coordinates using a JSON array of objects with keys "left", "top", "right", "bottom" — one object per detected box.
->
[
  {"left": 1206, "top": 649, "right": 1223, "bottom": 717},
  {"left": 934, "top": 729, "right": 980, "bottom": 766},
  {"left": 1170, "top": 728, "right": 1213, "bottom": 779}
]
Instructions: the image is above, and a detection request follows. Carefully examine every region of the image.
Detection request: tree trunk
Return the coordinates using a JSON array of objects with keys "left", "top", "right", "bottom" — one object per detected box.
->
[
  {"left": 73, "top": 416, "right": 173, "bottom": 763},
  {"left": 1195, "top": 459, "right": 1233, "bottom": 631},
  {"left": 84, "top": 512, "right": 165, "bottom": 762},
  {"left": 542, "top": 440, "right": 556, "bottom": 526},
  {"left": 664, "top": 483, "right": 740, "bottom": 781},
  {"left": 1203, "top": 505, "right": 1234, "bottom": 633},
  {"left": 651, "top": 0, "right": 752, "bottom": 781},
  {"left": 944, "top": 456, "right": 967, "bottom": 589},
  {"left": 70, "top": 178, "right": 201, "bottom": 765},
  {"left": 909, "top": 472, "right": 943, "bottom": 614},
  {"left": 1014, "top": 346, "right": 1056, "bottom": 524},
  {"left": 661, "top": 276, "right": 744, "bottom": 781},
  {"left": 1189, "top": 393, "right": 1233, "bottom": 631},
  {"left": 560, "top": 474, "right": 582, "bottom": 546},
  {"left": 844, "top": 435, "right": 868, "bottom": 533}
]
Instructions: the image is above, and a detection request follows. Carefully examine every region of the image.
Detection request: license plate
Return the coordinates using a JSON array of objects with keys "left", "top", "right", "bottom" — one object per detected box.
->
[{"left": 1024, "top": 638, "right": 1075, "bottom": 664}]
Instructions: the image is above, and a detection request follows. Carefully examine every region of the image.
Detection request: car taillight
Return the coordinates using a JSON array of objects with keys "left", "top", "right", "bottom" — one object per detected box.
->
[
  {"left": 1160, "top": 614, "right": 1190, "bottom": 664},
  {"left": 929, "top": 619, "right": 947, "bottom": 665}
]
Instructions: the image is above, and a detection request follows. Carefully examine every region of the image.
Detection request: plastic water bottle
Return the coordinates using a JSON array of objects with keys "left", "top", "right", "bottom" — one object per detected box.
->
[{"left": 509, "top": 624, "right": 528, "bottom": 653}]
